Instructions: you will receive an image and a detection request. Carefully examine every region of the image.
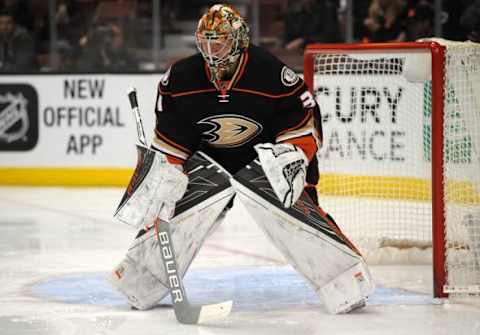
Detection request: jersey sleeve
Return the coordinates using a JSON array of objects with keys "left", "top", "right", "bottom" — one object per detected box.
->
[
  {"left": 152, "top": 67, "right": 199, "bottom": 164},
  {"left": 274, "top": 71, "right": 323, "bottom": 162}
]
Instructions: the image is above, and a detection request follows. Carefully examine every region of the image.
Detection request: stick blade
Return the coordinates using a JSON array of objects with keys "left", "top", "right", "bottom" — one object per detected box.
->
[{"left": 197, "top": 300, "right": 233, "bottom": 324}]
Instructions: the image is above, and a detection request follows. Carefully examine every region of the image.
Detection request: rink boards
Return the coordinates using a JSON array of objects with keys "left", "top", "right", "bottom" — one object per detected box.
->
[{"left": 0, "top": 74, "right": 160, "bottom": 186}]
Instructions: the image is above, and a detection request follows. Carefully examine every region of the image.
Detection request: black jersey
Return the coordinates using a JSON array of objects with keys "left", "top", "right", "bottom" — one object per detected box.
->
[{"left": 152, "top": 45, "right": 322, "bottom": 196}]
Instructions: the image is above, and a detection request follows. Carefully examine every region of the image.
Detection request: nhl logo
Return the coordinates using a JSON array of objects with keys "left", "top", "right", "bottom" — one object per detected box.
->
[
  {"left": 281, "top": 66, "right": 299, "bottom": 87},
  {"left": 0, "top": 93, "right": 29, "bottom": 143},
  {"left": 0, "top": 84, "right": 38, "bottom": 151}
]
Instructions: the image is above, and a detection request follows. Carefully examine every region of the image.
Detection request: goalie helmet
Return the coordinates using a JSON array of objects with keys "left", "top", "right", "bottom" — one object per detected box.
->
[{"left": 195, "top": 4, "right": 250, "bottom": 81}]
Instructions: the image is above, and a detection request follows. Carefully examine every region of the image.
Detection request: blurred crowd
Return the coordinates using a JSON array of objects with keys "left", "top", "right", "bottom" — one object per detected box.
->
[
  {"left": 281, "top": 0, "right": 479, "bottom": 49},
  {"left": 0, "top": 0, "right": 479, "bottom": 73}
]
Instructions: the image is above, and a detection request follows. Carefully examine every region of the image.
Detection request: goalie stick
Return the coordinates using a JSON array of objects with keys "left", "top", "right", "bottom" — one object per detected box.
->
[{"left": 126, "top": 87, "right": 233, "bottom": 324}]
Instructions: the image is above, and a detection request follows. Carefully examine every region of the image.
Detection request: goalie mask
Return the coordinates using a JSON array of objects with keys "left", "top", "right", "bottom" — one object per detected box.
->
[{"left": 196, "top": 4, "right": 250, "bottom": 81}]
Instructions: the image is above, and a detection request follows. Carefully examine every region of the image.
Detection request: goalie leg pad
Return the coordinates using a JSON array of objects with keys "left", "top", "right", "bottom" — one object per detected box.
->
[
  {"left": 110, "top": 188, "right": 234, "bottom": 310},
  {"left": 110, "top": 152, "right": 235, "bottom": 309},
  {"left": 232, "top": 160, "right": 375, "bottom": 314},
  {"left": 316, "top": 261, "right": 374, "bottom": 314},
  {"left": 107, "top": 256, "right": 167, "bottom": 310}
]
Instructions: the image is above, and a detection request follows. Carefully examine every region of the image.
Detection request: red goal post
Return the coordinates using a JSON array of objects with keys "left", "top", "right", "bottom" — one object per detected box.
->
[{"left": 304, "top": 41, "right": 480, "bottom": 299}]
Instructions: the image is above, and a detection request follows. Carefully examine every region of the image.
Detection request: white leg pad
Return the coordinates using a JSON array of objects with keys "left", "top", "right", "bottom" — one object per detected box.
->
[
  {"left": 107, "top": 256, "right": 168, "bottom": 310},
  {"left": 316, "top": 261, "right": 375, "bottom": 314},
  {"left": 109, "top": 187, "right": 235, "bottom": 310}
]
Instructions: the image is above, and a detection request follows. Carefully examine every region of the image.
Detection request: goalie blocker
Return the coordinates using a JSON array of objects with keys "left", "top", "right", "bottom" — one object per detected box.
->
[{"left": 231, "top": 160, "right": 375, "bottom": 314}]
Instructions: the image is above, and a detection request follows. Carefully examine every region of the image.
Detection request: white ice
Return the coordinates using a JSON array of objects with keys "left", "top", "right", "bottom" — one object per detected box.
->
[{"left": 0, "top": 186, "right": 479, "bottom": 335}]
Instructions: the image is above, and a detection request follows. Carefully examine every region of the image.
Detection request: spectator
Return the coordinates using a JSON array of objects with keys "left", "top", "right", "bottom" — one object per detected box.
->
[
  {"left": 42, "top": 0, "right": 98, "bottom": 53},
  {"left": 441, "top": 0, "right": 469, "bottom": 41},
  {"left": 58, "top": 0, "right": 99, "bottom": 52},
  {"left": 32, "top": 1, "right": 76, "bottom": 55},
  {"left": 460, "top": 0, "right": 480, "bottom": 42},
  {"left": 283, "top": 0, "right": 340, "bottom": 50},
  {"left": 363, "top": 0, "right": 408, "bottom": 42},
  {"left": 349, "top": 0, "right": 372, "bottom": 41},
  {"left": 0, "top": 9, "right": 36, "bottom": 72},
  {"left": 77, "top": 21, "right": 138, "bottom": 71},
  {"left": 405, "top": 1, "right": 434, "bottom": 41},
  {"left": 0, "top": 0, "right": 33, "bottom": 31}
]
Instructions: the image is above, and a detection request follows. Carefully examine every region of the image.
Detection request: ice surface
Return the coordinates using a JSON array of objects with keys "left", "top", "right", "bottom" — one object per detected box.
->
[{"left": 0, "top": 187, "right": 479, "bottom": 335}]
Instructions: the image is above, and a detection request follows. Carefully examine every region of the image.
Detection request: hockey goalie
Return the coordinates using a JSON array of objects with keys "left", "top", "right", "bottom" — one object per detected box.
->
[{"left": 108, "top": 3, "right": 374, "bottom": 315}]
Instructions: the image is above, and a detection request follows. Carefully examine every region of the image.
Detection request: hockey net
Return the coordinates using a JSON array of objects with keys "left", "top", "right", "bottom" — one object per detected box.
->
[{"left": 304, "top": 40, "right": 480, "bottom": 298}]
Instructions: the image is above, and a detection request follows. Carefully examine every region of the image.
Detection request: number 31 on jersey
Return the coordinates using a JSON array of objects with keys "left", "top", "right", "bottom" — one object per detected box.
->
[{"left": 300, "top": 91, "right": 316, "bottom": 108}]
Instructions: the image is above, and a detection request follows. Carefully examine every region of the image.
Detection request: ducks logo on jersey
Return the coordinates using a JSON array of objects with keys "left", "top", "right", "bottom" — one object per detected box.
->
[{"left": 198, "top": 114, "right": 263, "bottom": 148}]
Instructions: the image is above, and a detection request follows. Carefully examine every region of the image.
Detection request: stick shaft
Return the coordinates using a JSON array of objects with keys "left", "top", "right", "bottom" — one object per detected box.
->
[
  {"left": 155, "top": 215, "right": 232, "bottom": 324},
  {"left": 127, "top": 87, "right": 232, "bottom": 324},
  {"left": 127, "top": 88, "right": 148, "bottom": 147}
]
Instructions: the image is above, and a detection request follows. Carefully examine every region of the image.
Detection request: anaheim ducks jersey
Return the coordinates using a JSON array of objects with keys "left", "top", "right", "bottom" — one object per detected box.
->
[{"left": 153, "top": 45, "right": 323, "bottom": 201}]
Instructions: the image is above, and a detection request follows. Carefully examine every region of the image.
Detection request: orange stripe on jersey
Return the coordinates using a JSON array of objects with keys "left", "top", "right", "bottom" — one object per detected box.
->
[
  {"left": 276, "top": 110, "right": 311, "bottom": 138},
  {"left": 151, "top": 142, "right": 187, "bottom": 163},
  {"left": 152, "top": 137, "right": 189, "bottom": 161},
  {"left": 231, "top": 82, "right": 305, "bottom": 99},
  {"left": 154, "top": 130, "right": 193, "bottom": 155},
  {"left": 158, "top": 83, "right": 172, "bottom": 95},
  {"left": 166, "top": 155, "right": 185, "bottom": 165},
  {"left": 282, "top": 135, "right": 317, "bottom": 161},
  {"left": 171, "top": 88, "right": 217, "bottom": 97}
]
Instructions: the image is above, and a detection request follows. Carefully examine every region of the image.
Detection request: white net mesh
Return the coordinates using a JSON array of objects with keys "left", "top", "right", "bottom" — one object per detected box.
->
[
  {"left": 442, "top": 41, "right": 480, "bottom": 298},
  {"left": 308, "top": 40, "right": 480, "bottom": 297}
]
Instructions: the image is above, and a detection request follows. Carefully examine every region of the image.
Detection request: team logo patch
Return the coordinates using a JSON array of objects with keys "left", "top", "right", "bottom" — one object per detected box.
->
[
  {"left": 281, "top": 66, "right": 299, "bottom": 87},
  {"left": 0, "top": 84, "right": 38, "bottom": 151},
  {"left": 198, "top": 114, "right": 263, "bottom": 148}
]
